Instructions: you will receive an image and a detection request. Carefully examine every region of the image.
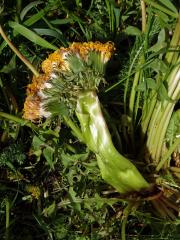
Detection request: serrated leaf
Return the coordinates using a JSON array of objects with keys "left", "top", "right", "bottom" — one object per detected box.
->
[
  {"left": 32, "top": 135, "right": 45, "bottom": 151},
  {"left": 158, "top": 29, "right": 166, "bottom": 43},
  {"left": 149, "top": 29, "right": 167, "bottom": 53},
  {"left": 146, "top": 78, "right": 157, "bottom": 90},
  {"left": 61, "top": 152, "right": 89, "bottom": 168},
  {"left": 43, "top": 147, "right": 54, "bottom": 169},
  {"left": 136, "top": 82, "right": 146, "bottom": 91},
  {"left": 148, "top": 59, "right": 168, "bottom": 73},
  {"left": 68, "top": 187, "right": 81, "bottom": 211},
  {"left": 9, "top": 21, "right": 58, "bottom": 50},
  {"left": 42, "top": 201, "right": 56, "bottom": 217},
  {"left": 148, "top": 41, "right": 167, "bottom": 53}
]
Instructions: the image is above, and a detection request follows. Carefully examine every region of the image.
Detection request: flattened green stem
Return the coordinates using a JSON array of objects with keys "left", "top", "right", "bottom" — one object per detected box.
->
[{"left": 76, "top": 91, "right": 149, "bottom": 193}]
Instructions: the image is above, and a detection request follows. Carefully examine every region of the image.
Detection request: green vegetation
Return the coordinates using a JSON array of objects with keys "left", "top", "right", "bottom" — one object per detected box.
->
[{"left": 0, "top": 0, "right": 179, "bottom": 239}]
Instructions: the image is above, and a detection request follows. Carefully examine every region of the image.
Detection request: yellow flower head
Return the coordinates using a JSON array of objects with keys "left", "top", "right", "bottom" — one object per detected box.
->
[
  {"left": 41, "top": 50, "right": 69, "bottom": 74},
  {"left": 23, "top": 95, "right": 41, "bottom": 120},
  {"left": 70, "top": 41, "right": 115, "bottom": 63},
  {"left": 23, "top": 42, "right": 115, "bottom": 121}
]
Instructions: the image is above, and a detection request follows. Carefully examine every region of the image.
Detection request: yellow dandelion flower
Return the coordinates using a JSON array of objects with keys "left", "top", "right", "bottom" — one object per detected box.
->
[
  {"left": 23, "top": 41, "right": 115, "bottom": 121},
  {"left": 27, "top": 74, "right": 50, "bottom": 95},
  {"left": 70, "top": 41, "right": 115, "bottom": 63},
  {"left": 23, "top": 94, "right": 41, "bottom": 120},
  {"left": 41, "top": 50, "right": 69, "bottom": 74}
]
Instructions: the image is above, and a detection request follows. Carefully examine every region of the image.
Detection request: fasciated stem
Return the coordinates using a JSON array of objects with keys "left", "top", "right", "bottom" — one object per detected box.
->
[{"left": 76, "top": 91, "right": 149, "bottom": 193}]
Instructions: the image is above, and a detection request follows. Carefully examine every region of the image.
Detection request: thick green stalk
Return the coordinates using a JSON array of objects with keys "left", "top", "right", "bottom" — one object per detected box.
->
[
  {"left": 141, "top": 55, "right": 179, "bottom": 140},
  {"left": 153, "top": 105, "right": 174, "bottom": 161},
  {"left": 141, "top": 13, "right": 180, "bottom": 150},
  {"left": 141, "top": 90, "right": 157, "bottom": 137},
  {"left": 75, "top": 91, "right": 149, "bottom": 193},
  {"left": 129, "top": 68, "right": 141, "bottom": 119},
  {"left": 146, "top": 61, "right": 180, "bottom": 162},
  {"left": 154, "top": 81, "right": 179, "bottom": 161},
  {"left": 128, "top": 69, "right": 142, "bottom": 152},
  {"left": 165, "top": 12, "right": 180, "bottom": 64},
  {"left": 124, "top": 43, "right": 144, "bottom": 114}
]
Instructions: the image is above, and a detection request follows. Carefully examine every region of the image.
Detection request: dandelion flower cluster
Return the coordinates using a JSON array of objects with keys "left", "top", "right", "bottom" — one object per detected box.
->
[{"left": 23, "top": 42, "right": 115, "bottom": 121}]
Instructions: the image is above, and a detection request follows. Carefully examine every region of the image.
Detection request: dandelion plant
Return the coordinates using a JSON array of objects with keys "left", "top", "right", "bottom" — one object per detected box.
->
[{"left": 23, "top": 42, "right": 149, "bottom": 194}]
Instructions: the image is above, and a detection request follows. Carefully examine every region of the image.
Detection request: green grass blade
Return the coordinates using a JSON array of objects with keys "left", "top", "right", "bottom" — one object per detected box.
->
[
  {"left": 33, "top": 28, "right": 64, "bottom": 41},
  {"left": 158, "top": 0, "right": 178, "bottom": 15},
  {"left": 50, "top": 18, "right": 73, "bottom": 25},
  {"left": 0, "top": 39, "right": 7, "bottom": 54},
  {"left": 23, "top": 8, "right": 46, "bottom": 26},
  {"left": 20, "top": 1, "right": 43, "bottom": 21},
  {"left": 144, "top": 0, "right": 178, "bottom": 18},
  {"left": 9, "top": 21, "right": 58, "bottom": 50}
]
